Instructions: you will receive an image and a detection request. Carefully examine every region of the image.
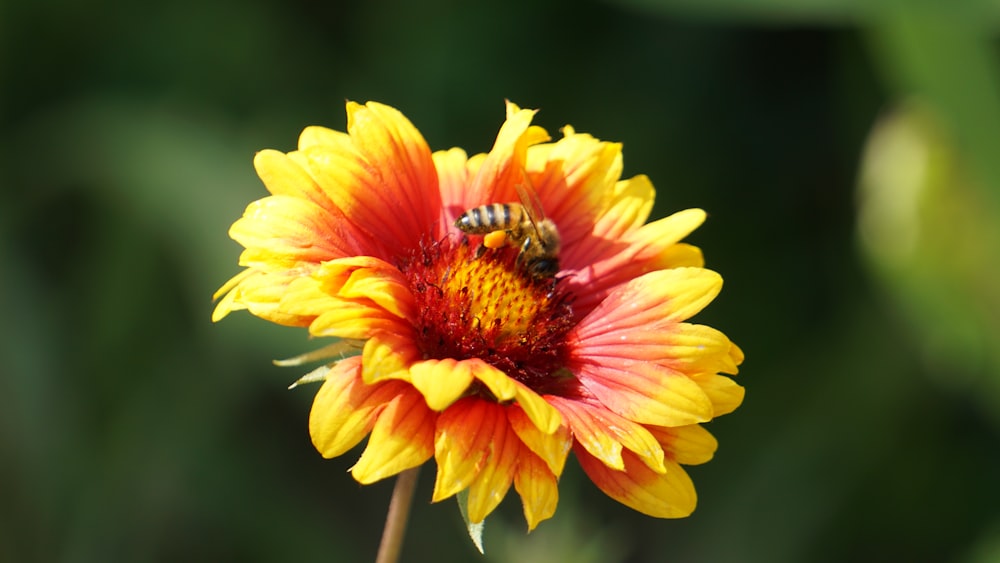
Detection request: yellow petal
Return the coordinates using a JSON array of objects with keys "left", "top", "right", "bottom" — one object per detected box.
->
[
  {"left": 409, "top": 359, "right": 476, "bottom": 411},
  {"left": 465, "top": 413, "right": 520, "bottom": 523},
  {"left": 650, "top": 242, "right": 705, "bottom": 270},
  {"left": 511, "top": 383, "right": 562, "bottom": 435},
  {"left": 309, "top": 357, "right": 408, "bottom": 458},
  {"left": 465, "top": 152, "right": 487, "bottom": 180},
  {"left": 564, "top": 211, "right": 709, "bottom": 314},
  {"left": 646, "top": 424, "right": 718, "bottom": 466},
  {"left": 351, "top": 389, "right": 436, "bottom": 484},
  {"left": 314, "top": 255, "right": 394, "bottom": 291},
  {"left": 299, "top": 143, "right": 408, "bottom": 258},
  {"left": 525, "top": 129, "right": 623, "bottom": 246},
  {"left": 575, "top": 362, "right": 714, "bottom": 427},
  {"left": 729, "top": 342, "right": 746, "bottom": 370},
  {"left": 432, "top": 398, "right": 501, "bottom": 501},
  {"left": 468, "top": 363, "right": 562, "bottom": 434},
  {"left": 277, "top": 274, "right": 339, "bottom": 317},
  {"left": 218, "top": 269, "right": 323, "bottom": 328},
  {"left": 576, "top": 268, "right": 723, "bottom": 338},
  {"left": 507, "top": 406, "right": 571, "bottom": 477},
  {"left": 690, "top": 372, "right": 746, "bottom": 417},
  {"left": 308, "top": 297, "right": 413, "bottom": 340},
  {"left": 548, "top": 397, "right": 665, "bottom": 474},
  {"left": 579, "top": 321, "right": 737, "bottom": 376},
  {"left": 466, "top": 359, "right": 516, "bottom": 400},
  {"left": 590, "top": 174, "right": 655, "bottom": 241},
  {"left": 297, "top": 125, "right": 351, "bottom": 151},
  {"left": 253, "top": 148, "right": 336, "bottom": 213},
  {"left": 468, "top": 105, "right": 549, "bottom": 205},
  {"left": 335, "top": 264, "right": 415, "bottom": 321},
  {"left": 513, "top": 449, "right": 559, "bottom": 532},
  {"left": 577, "top": 449, "right": 697, "bottom": 519},
  {"left": 211, "top": 268, "right": 255, "bottom": 321},
  {"left": 625, "top": 208, "right": 706, "bottom": 252},
  {"left": 361, "top": 332, "right": 419, "bottom": 385},
  {"left": 432, "top": 147, "right": 471, "bottom": 226},
  {"left": 344, "top": 101, "right": 440, "bottom": 243},
  {"left": 230, "top": 195, "right": 343, "bottom": 268}
]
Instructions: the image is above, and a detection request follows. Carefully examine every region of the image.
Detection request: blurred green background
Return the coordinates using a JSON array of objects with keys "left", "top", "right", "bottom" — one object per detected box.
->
[{"left": 3, "top": 0, "right": 1000, "bottom": 561}]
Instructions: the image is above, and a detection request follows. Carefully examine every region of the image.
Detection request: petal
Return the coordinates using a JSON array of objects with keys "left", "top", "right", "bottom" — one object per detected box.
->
[
  {"left": 361, "top": 331, "right": 420, "bottom": 385},
  {"left": 276, "top": 274, "right": 339, "bottom": 317},
  {"left": 574, "top": 268, "right": 724, "bottom": 343},
  {"left": 513, "top": 448, "right": 559, "bottom": 531},
  {"left": 337, "top": 263, "right": 416, "bottom": 319},
  {"left": 625, "top": 209, "right": 707, "bottom": 259},
  {"left": 432, "top": 398, "right": 503, "bottom": 502},
  {"left": 314, "top": 255, "right": 395, "bottom": 289},
  {"left": 466, "top": 105, "right": 550, "bottom": 207},
  {"left": 345, "top": 102, "right": 440, "bottom": 234},
  {"left": 351, "top": 387, "right": 436, "bottom": 483},
  {"left": 691, "top": 372, "right": 746, "bottom": 417},
  {"left": 468, "top": 363, "right": 563, "bottom": 435},
  {"left": 255, "top": 148, "right": 325, "bottom": 199},
  {"left": 409, "top": 358, "right": 476, "bottom": 411},
  {"left": 465, "top": 359, "right": 517, "bottom": 401},
  {"left": 576, "top": 447, "right": 697, "bottom": 518},
  {"left": 465, "top": 407, "right": 521, "bottom": 523},
  {"left": 433, "top": 147, "right": 472, "bottom": 230},
  {"left": 547, "top": 397, "right": 665, "bottom": 474},
  {"left": 298, "top": 143, "right": 403, "bottom": 259},
  {"left": 566, "top": 210, "right": 708, "bottom": 314},
  {"left": 729, "top": 342, "right": 746, "bottom": 368},
  {"left": 591, "top": 174, "right": 655, "bottom": 241},
  {"left": 574, "top": 361, "right": 713, "bottom": 427},
  {"left": 309, "top": 357, "right": 410, "bottom": 458},
  {"left": 310, "top": 256, "right": 417, "bottom": 331},
  {"left": 579, "top": 322, "right": 737, "bottom": 375},
  {"left": 525, "top": 128, "right": 623, "bottom": 248},
  {"left": 508, "top": 405, "right": 571, "bottom": 477},
  {"left": 212, "top": 268, "right": 256, "bottom": 321},
  {"left": 510, "top": 382, "right": 563, "bottom": 435},
  {"left": 218, "top": 269, "right": 327, "bottom": 328},
  {"left": 308, "top": 297, "right": 413, "bottom": 339},
  {"left": 646, "top": 424, "right": 718, "bottom": 466},
  {"left": 229, "top": 195, "right": 344, "bottom": 268},
  {"left": 253, "top": 149, "right": 361, "bottom": 256},
  {"left": 649, "top": 242, "right": 705, "bottom": 270},
  {"left": 297, "top": 124, "right": 352, "bottom": 152}
]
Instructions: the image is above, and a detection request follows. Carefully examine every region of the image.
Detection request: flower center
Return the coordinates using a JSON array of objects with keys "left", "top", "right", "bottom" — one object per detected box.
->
[{"left": 400, "top": 237, "right": 576, "bottom": 393}]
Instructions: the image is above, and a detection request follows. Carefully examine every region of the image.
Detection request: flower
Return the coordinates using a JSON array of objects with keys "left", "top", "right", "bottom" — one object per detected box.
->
[{"left": 213, "top": 101, "right": 744, "bottom": 530}]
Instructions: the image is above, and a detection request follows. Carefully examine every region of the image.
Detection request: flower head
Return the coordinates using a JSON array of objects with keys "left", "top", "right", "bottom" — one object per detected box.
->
[{"left": 214, "top": 101, "right": 744, "bottom": 530}]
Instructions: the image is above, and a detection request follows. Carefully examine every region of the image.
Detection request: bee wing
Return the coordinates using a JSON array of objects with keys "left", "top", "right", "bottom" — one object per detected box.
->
[{"left": 514, "top": 181, "right": 547, "bottom": 234}]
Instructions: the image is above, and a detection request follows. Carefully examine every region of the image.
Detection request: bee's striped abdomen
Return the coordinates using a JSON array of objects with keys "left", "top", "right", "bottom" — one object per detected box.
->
[{"left": 455, "top": 203, "right": 518, "bottom": 234}]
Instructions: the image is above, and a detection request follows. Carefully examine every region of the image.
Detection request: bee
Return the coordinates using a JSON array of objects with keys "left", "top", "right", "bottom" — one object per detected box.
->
[{"left": 455, "top": 184, "right": 561, "bottom": 279}]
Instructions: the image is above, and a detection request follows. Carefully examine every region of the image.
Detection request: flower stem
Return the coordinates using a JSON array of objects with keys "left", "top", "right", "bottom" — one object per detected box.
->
[{"left": 375, "top": 467, "right": 421, "bottom": 563}]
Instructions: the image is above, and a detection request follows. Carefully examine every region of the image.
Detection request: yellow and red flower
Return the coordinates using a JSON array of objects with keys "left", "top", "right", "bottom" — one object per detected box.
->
[{"left": 213, "top": 101, "right": 744, "bottom": 530}]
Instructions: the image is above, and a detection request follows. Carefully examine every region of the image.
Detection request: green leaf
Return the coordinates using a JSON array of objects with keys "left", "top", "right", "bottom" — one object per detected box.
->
[{"left": 456, "top": 489, "right": 485, "bottom": 554}]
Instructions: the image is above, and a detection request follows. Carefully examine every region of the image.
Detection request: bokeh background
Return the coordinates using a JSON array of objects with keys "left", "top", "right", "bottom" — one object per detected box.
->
[{"left": 4, "top": 0, "right": 1000, "bottom": 561}]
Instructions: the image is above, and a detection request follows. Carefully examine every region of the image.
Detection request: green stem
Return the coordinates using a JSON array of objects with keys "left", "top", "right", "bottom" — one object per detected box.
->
[{"left": 375, "top": 467, "right": 420, "bottom": 563}]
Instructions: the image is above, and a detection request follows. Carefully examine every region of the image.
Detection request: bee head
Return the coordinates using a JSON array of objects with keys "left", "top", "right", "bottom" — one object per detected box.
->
[{"left": 526, "top": 258, "right": 560, "bottom": 279}]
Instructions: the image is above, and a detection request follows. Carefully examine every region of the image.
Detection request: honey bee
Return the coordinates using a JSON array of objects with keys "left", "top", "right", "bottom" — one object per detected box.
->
[{"left": 455, "top": 184, "right": 561, "bottom": 279}]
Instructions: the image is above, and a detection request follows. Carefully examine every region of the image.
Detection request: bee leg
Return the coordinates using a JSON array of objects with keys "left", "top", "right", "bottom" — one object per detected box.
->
[
  {"left": 545, "top": 278, "right": 559, "bottom": 300},
  {"left": 474, "top": 243, "right": 487, "bottom": 259},
  {"left": 516, "top": 236, "right": 533, "bottom": 266}
]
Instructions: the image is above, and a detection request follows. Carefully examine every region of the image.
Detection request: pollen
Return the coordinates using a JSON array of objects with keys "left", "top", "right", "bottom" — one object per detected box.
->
[{"left": 400, "top": 237, "right": 576, "bottom": 392}]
